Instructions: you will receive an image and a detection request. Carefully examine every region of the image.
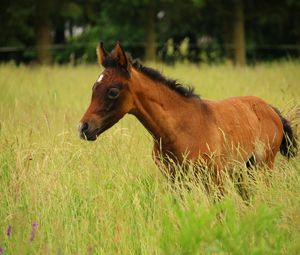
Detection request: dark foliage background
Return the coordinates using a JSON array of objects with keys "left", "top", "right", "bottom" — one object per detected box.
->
[{"left": 0, "top": 0, "right": 299, "bottom": 64}]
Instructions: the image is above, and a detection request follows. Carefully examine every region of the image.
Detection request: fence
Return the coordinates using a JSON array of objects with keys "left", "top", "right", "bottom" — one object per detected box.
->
[{"left": 0, "top": 42, "right": 299, "bottom": 64}]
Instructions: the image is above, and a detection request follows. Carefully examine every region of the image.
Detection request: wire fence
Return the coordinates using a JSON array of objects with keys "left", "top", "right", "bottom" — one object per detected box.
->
[
  {"left": 0, "top": 42, "right": 299, "bottom": 64},
  {"left": 0, "top": 43, "right": 300, "bottom": 53}
]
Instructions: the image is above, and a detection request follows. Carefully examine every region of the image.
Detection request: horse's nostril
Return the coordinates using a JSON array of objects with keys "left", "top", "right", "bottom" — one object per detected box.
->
[
  {"left": 78, "top": 122, "right": 89, "bottom": 135},
  {"left": 81, "top": 122, "right": 89, "bottom": 133}
]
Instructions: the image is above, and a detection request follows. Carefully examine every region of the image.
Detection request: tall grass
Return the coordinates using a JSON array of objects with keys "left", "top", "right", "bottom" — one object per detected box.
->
[{"left": 0, "top": 62, "right": 299, "bottom": 254}]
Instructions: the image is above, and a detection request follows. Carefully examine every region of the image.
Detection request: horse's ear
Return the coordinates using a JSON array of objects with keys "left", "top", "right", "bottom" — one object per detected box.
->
[
  {"left": 112, "top": 42, "right": 128, "bottom": 68},
  {"left": 96, "top": 42, "right": 108, "bottom": 66}
]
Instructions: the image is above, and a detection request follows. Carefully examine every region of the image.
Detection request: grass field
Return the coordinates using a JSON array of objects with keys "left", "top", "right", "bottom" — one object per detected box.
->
[{"left": 0, "top": 62, "right": 300, "bottom": 254}]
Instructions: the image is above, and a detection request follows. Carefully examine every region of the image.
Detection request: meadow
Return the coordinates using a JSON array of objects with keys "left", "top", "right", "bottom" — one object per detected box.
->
[{"left": 0, "top": 61, "right": 299, "bottom": 254}]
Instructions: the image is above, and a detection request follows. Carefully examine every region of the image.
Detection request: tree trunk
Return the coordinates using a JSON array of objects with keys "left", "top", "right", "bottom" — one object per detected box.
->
[
  {"left": 35, "top": 0, "right": 52, "bottom": 64},
  {"left": 144, "top": 2, "right": 156, "bottom": 62},
  {"left": 232, "top": 0, "right": 246, "bottom": 65}
]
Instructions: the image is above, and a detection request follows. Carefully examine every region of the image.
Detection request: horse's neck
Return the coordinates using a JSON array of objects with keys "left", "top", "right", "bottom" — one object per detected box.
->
[{"left": 129, "top": 69, "right": 193, "bottom": 146}]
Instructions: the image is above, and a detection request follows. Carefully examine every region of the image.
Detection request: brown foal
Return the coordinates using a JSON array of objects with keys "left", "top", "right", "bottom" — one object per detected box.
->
[{"left": 78, "top": 42, "right": 297, "bottom": 186}]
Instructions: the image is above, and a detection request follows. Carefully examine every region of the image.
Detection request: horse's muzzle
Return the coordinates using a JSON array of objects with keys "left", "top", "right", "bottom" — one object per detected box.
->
[{"left": 78, "top": 122, "right": 99, "bottom": 141}]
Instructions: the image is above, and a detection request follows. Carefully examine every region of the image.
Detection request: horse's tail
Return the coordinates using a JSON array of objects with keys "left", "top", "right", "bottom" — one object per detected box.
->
[{"left": 272, "top": 107, "right": 298, "bottom": 158}]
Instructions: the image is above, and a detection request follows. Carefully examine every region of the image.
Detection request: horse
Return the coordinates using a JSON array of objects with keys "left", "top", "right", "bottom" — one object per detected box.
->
[{"left": 78, "top": 42, "right": 297, "bottom": 187}]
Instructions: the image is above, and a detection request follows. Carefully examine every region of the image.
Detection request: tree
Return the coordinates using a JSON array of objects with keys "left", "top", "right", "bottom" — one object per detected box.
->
[
  {"left": 232, "top": 0, "right": 246, "bottom": 65},
  {"left": 0, "top": 0, "right": 35, "bottom": 62},
  {"left": 1, "top": 0, "right": 300, "bottom": 63},
  {"left": 35, "top": 0, "right": 52, "bottom": 64},
  {"left": 144, "top": 0, "right": 156, "bottom": 61}
]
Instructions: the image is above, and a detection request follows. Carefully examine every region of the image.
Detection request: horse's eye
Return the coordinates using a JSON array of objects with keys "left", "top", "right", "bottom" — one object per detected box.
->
[{"left": 107, "top": 87, "right": 120, "bottom": 99}]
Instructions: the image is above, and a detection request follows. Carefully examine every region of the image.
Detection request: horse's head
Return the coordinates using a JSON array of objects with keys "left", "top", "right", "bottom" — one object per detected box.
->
[{"left": 78, "top": 42, "right": 134, "bottom": 140}]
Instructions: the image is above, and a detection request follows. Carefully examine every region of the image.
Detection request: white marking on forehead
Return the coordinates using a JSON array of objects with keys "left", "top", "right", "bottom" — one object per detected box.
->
[{"left": 97, "top": 74, "right": 104, "bottom": 82}]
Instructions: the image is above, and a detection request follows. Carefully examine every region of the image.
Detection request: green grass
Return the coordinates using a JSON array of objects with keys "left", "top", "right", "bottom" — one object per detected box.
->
[{"left": 0, "top": 62, "right": 299, "bottom": 254}]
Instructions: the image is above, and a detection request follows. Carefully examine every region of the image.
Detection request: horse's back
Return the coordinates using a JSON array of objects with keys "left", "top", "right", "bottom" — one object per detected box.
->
[{"left": 201, "top": 96, "right": 283, "bottom": 165}]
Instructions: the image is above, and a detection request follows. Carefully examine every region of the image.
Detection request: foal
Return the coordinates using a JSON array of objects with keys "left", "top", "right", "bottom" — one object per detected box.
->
[{"left": 78, "top": 42, "right": 297, "bottom": 186}]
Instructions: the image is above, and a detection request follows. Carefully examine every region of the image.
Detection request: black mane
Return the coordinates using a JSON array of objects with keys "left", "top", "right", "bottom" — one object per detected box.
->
[
  {"left": 103, "top": 54, "right": 199, "bottom": 99},
  {"left": 132, "top": 61, "right": 199, "bottom": 98}
]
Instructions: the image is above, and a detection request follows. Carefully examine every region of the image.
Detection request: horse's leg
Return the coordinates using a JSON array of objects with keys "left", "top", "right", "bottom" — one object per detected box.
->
[
  {"left": 252, "top": 147, "right": 277, "bottom": 189},
  {"left": 246, "top": 155, "right": 256, "bottom": 170},
  {"left": 265, "top": 154, "right": 275, "bottom": 169},
  {"left": 265, "top": 144, "right": 278, "bottom": 170},
  {"left": 229, "top": 155, "right": 256, "bottom": 202},
  {"left": 254, "top": 148, "right": 276, "bottom": 170}
]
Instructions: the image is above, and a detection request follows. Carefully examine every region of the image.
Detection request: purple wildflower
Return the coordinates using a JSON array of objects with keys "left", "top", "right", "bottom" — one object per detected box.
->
[
  {"left": 6, "top": 225, "right": 12, "bottom": 237},
  {"left": 0, "top": 246, "right": 4, "bottom": 255},
  {"left": 30, "top": 222, "right": 38, "bottom": 242}
]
